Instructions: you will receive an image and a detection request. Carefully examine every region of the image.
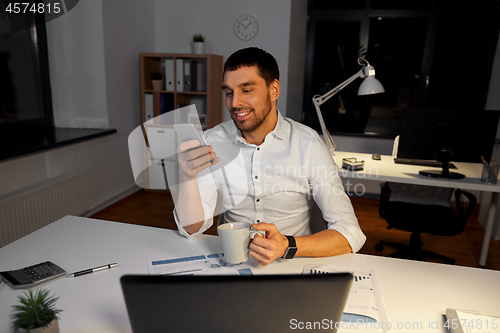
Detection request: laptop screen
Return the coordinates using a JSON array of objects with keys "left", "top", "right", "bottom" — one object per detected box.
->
[{"left": 121, "top": 273, "right": 353, "bottom": 333}]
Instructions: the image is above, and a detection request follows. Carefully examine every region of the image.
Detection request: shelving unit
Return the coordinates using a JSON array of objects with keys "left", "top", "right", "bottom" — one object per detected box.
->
[
  {"left": 140, "top": 53, "right": 223, "bottom": 129},
  {"left": 139, "top": 53, "right": 223, "bottom": 191}
]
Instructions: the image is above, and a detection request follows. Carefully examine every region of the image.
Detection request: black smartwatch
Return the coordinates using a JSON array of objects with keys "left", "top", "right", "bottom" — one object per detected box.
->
[{"left": 282, "top": 236, "right": 298, "bottom": 259}]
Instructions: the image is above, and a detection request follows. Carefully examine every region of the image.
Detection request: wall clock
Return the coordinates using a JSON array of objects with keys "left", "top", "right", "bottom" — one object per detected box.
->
[{"left": 234, "top": 15, "right": 258, "bottom": 41}]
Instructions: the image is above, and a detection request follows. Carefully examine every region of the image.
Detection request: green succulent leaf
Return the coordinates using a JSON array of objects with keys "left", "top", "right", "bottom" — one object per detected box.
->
[{"left": 11, "top": 289, "right": 62, "bottom": 332}]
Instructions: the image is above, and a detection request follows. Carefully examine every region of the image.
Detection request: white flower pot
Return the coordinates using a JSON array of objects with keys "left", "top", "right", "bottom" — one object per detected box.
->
[
  {"left": 193, "top": 42, "right": 205, "bottom": 54},
  {"left": 151, "top": 80, "right": 163, "bottom": 91},
  {"left": 17, "top": 319, "right": 60, "bottom": 333}
]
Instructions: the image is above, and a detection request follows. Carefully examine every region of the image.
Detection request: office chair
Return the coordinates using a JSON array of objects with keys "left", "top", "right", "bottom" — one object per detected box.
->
[{"left": 375, "top": 182, "right": 477, "bottom": 264}]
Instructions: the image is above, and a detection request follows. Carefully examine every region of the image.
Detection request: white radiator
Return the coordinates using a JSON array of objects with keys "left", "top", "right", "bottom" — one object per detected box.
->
[{"left": 0, "top": 170, "right": 89, "bottom": 247}]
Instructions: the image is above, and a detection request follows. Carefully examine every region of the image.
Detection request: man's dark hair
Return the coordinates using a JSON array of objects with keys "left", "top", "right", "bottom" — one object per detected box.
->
[{"left": 223, "top": 47, "right": 280, "bottom": 86}]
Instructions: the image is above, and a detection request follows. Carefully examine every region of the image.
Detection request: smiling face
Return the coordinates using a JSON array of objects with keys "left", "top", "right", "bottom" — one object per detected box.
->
[{"left": 222, "top": 66, "right": 280, "bottom": 144}]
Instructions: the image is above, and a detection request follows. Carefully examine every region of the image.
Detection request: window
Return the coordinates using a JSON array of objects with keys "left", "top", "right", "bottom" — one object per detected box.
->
[
  {"left": 0, "top": 4, "right": 53, "bottom": 133},
  {"left": 0, "top": 2, "right": 116, "bottom": 161},
  {"left": 303, "top": 0, "right": 500, "bottom": 137}
]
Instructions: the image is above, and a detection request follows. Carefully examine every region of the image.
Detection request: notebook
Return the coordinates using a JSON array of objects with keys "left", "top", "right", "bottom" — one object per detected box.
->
[{"left": 121, "top": 273, "right": 353, "bottom": 333}]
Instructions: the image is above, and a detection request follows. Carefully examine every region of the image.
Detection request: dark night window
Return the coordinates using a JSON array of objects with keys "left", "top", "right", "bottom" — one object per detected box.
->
[
  {"left": 0, "top": 4, "right": 54, "bottom": 133},
  {"left": 303, "top": 0, "right": 500, "bottom": 138}
]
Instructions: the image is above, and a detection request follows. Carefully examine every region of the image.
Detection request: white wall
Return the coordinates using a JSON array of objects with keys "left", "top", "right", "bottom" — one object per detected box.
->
[
  {"left": 1, "top": 1, "right": 499, "bottom": 211},
  {"left": 486, "top": 29, "right": 500, "bottom": 139},
  {"left": 0, "top": 0, "right": 155, "bottom": 210},
  {"left": 47, "top": 1, "right": 109, "bottom": 129},
  {"left": 154, "top": 0, "right": 293, "bottom": 122},
  {"left": 286, "top": 0, "right": 308, "bottom": 122}
]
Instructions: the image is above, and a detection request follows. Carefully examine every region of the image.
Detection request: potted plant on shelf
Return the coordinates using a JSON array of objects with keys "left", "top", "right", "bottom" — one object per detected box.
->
[
  {"left": 150, "top": 70, "right": 164, "bottom": 91},
  {"left": 11, "top": 289, "right": 62, "bottom": 333},
  {"left": 192, "top": 33, "right": 206, "bottom": 54}
]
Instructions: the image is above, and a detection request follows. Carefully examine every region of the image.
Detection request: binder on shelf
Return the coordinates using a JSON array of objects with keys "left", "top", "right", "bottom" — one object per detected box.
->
[
  {"left": 190, "top": 95, "right": 207, "bottom": 119},
  {"left": 197, "top": 61, "right": 207, "bottom": 92},
  {"left": 145, "top": 94, "right": 154, "bottom": 121},
  {"left": 164, "top": 59, "right": 174, "bottom": 91},
  {"left": 160, "top": 94, "right": 174, "bottom": 115},
  {"left": 183, "top": 59, "right": 191, "bottom": 92},
  {"left": 161, "top": 59, "right": 166, "bottom": 90},
  {"left": 177, "top": 103, "right": 188, "bottom": 123},
  {"left": 189, "top": 60, "right": 207, "bottom": 92},
  {"left": 176, "top": 59, "right": 184, "bottom": 92},
  {"left": 190, "top": 61, "right": 198, "bottom": 92}
]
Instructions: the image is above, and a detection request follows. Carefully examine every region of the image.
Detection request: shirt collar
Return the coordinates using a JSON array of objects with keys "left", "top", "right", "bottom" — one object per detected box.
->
[{"left": 234, "top": 110, "right": 289, "bottom": 145}]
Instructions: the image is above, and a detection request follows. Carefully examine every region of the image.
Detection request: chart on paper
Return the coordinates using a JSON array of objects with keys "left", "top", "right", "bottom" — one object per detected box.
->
[
  {"left": 148, "top": 253, "right": 227, "bottom": 275},
  {"left": 303, "top": 264, "right": 389, "bottom": 333},
  {"left": 147, "top": 253, "right": 253, "bottom": 276}
]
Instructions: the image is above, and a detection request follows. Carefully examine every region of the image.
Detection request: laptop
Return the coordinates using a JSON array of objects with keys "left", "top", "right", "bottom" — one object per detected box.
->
[{"left": 121, "top": 273, "right": 353, "bottom": 333}]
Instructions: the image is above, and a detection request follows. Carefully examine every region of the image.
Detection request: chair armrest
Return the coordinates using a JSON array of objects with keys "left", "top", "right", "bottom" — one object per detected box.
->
[
  {"left": 455, "top": 189, "right": 477, "bottom": 220},
  {"left": 379, "top": 182, "right": 391, "bottom": 219}
]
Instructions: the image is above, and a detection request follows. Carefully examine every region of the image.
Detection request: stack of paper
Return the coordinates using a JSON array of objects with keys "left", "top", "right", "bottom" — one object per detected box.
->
[
  {"left": 147, "top": 253, "right": 253, "bottom": 276},
  {"left": 445, "top": 308, "right": 500, "bottom": 333},
  {"left": 303, "top": 264, "right": 390, "bottom": 333}
]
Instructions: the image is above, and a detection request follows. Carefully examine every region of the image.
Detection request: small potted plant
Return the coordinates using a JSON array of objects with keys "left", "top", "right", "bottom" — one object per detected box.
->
[
  {"left": 192, "top": 33, "right": 206, "bottom": 54},
  {"left": 11, "top": 289, "right": 62, "bottom": 333},
  {"left": 150, "top": 70, "right": 164, "bottom": 91}
]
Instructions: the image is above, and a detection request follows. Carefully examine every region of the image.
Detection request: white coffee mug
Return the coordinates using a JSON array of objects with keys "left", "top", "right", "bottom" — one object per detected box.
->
[{"left": 217, "top": 222, "right": 265, "bottom": 265}]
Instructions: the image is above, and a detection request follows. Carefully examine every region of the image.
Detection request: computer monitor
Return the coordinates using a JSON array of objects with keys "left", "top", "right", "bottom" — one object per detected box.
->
[{"left": 397, "top": 108, "right": 499, "bottom": 179}]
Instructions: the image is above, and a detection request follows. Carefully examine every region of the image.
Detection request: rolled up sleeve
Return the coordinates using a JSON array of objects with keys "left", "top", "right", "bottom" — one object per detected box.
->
[{"left": 308, "top": 140, "right": 367, "bottom": 253}]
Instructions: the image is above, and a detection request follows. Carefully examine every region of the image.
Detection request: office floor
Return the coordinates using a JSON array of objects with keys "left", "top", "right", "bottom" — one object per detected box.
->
[{"left": 90, "top": 189, "right": 500, "bottom": 271}]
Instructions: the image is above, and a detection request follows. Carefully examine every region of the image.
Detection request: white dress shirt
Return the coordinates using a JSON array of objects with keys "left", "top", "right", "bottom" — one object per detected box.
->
[{"left": 174, "top": 111, "right": 366, "bottom": 253}]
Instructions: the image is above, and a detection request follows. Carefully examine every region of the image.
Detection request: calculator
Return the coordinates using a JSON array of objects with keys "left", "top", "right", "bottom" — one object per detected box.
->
[{"left": 0, "top": 261, "right": 66, "bottom": 289}]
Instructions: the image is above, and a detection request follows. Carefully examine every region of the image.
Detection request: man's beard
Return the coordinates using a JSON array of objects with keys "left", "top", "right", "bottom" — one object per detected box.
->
[{"left": 232, "top": 93, "right": 272, "bottom": 134}]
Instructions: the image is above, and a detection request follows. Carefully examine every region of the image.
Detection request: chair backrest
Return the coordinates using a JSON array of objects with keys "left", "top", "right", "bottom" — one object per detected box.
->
[
  {"left": 385, "top": 182, "right": 454, "bottom": 206},
  {"left": 379, "top": 182, "right": 477, "bottom": 222},
  {"left": 309, "top": 199, "right": 328, "bottom": 234}
]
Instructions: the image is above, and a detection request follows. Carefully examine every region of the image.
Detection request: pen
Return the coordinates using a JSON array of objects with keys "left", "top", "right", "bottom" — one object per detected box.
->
[
  {"left": 66, "top": 263, "right": 118, "bottom": 278},
  {"left": 481, "top": 156, "right": 495, "bottom": 180},
  {"left": 162, "top": 268, "right": 203, "bottom": 275}
]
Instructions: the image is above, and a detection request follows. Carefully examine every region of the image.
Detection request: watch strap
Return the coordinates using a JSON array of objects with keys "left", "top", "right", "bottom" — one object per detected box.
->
[{"left": 282, "top": 235, "right": 298, "bottom": 259}]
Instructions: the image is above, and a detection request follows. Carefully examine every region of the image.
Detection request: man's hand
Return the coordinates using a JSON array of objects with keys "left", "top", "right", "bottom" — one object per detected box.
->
[
  {"left": 248, "top": 222, "right": 288, "bottom": 266},
  {"left": 176, "top": 140, "right": 219, "bottom": 235},
  {"left": 177, "top": 140, "right": 219, "bottom": 181}
]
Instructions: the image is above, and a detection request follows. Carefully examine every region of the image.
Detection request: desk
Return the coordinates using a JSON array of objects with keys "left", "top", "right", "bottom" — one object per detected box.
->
[
  {"left": 1, "top": 216, "right": 499, "bottom": 333},
  {"left": 332, "top": 151, "right": 500, "bottom": 267}
]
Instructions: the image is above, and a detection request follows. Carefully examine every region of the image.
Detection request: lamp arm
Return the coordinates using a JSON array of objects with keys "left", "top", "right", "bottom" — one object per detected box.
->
[
  {"left": 312, "top": 68, "right": 365, "bottom": 107},
  {"left": 312, "top": 68, "right": 365, "bottom": 157},
  {"left": 313, "top": 97, "right": 336, "bottom": 154}
]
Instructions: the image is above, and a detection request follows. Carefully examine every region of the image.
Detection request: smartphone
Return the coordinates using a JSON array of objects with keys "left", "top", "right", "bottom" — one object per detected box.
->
[
  {"left": 173, "top": 123, "right": 206, "bottom": 147},
  {"left": 173, "top": 124, "right": 214, "bottom": 163}
]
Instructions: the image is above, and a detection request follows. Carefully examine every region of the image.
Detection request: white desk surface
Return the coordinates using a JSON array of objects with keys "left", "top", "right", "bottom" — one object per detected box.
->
[
  {"left": 1, "top": 216, "right": 499, "bottom": 333},
  {"left": 333, "top": 151, "right": 500, "bottom": 268},
  {"left": 332, "top": 151, "right": 500, "bottom": 193}
]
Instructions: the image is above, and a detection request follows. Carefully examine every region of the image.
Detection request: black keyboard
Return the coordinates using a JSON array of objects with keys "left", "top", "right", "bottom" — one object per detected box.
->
[{"left": 394, "top": 158, "right": 456, "bottom": 169}]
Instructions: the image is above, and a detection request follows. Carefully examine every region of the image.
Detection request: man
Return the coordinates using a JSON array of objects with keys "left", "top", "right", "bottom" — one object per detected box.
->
[{"left": 174, "top": 47, "right": 365, "bottom": 266}]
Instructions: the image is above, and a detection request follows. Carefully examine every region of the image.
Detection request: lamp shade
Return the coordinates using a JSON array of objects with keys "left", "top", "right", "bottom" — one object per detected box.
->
[{"left": 357, "top": 66, "right": 385, "bottom": 95}]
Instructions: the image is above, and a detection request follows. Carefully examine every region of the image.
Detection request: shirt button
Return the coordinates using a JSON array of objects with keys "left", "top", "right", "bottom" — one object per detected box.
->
[
  {"left": 257, "top": 147, "right": 260, "bottom": 151},
  {"left": 257, "top": 220, "right": 260, "bottom": 222},
  {"left": 255, "top": 175, "right": 258, "bottom": 179},
  {"left": 256, "top": 199, "right": 260, "bottom": 202}
]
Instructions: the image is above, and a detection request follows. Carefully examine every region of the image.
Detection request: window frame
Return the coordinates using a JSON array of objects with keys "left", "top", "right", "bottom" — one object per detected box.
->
[
  {"left": 0, "top": 10, "right": 54, "bottom": 134},
  {"left": 302, "top": 0, "right": 500, "bottom": 138}
]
